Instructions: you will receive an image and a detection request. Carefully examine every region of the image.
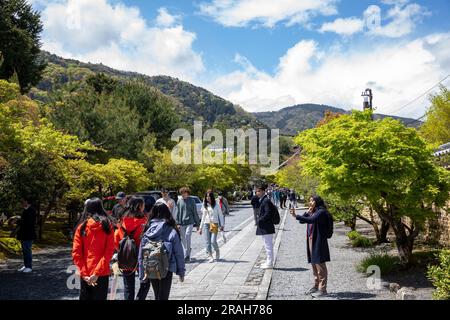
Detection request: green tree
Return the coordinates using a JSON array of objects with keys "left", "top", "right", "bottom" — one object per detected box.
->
[
  {"left": 420, "top": 86, "right": 450, "bottom": 146},
  {"left": 295, "top": 110, "right": 450, "bottom": 265},
  {"left": 0, "top": 0, "right": 47, "bottom": 92}
]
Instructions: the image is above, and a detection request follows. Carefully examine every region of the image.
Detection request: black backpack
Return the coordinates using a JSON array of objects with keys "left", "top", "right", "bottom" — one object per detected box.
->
[
  {"left": 267, "top": 200, "right": 280, "bottom": 225},
  {"left": 117, "top": 225, "right": 139, "bottom": 271},
  {"left": 325, "top": 211, "right": 334, "bottom": 239}
]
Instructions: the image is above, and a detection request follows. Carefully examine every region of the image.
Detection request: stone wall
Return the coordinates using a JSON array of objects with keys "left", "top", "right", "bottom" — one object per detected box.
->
[{"left": 424, "top": 203, "right": 450, "bottom": 247}]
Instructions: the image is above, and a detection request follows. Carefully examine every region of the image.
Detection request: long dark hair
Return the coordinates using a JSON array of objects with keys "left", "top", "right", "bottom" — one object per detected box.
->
[
  {"left": 203, "top": 191, "right": 216, "bottom": 209},
  {"left": 123, "top": 196, "right": 145, "bottom": 218},
  {"left": 310, "top": 195, "right": 326, "bottom": 210},
  {"left": 77, "top": 197, "right": 112, "bottom": 236},
  {"left": 147, "top": 202, "right": 180, "bottom": 237}
]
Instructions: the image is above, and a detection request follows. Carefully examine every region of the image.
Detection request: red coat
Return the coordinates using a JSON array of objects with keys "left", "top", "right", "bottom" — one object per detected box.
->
[
  {"left": 72, "top": 218, "right": 115, "bottom": 278},
  {"left": 114, "top": 216, "right": 148, "bottom": 251}
]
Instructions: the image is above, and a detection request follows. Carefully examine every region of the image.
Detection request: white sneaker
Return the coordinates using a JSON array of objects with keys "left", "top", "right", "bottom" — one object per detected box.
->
[
  {"left": 207, "top": 255, "right": 215, "bottom": 263},
  {"left": 260, "top": 262, "right": 273, "bottom": 269},
  {"left": 215, "top": 251, "right": 220, "bottom": 261},
  {"left": 22, "top": 268, "right": 32, "bottom": 273},
  {"left": 18, "top": 266, "right": 26, "bottom": 272}
]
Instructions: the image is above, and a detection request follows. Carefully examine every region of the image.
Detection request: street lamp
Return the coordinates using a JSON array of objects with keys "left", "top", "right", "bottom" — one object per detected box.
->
[{"left": 361, "top": 88, "right": 373, "bottom": 111}]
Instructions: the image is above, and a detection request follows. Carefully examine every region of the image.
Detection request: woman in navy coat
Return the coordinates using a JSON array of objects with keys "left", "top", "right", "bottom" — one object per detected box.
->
[{"left": 291, "top": 195, "right": 330, "bottom": 297}]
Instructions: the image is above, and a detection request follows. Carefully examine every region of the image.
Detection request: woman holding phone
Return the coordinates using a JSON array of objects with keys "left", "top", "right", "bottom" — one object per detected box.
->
[{"left": 290, "top": 195, "right": 331, "bottom": 297}]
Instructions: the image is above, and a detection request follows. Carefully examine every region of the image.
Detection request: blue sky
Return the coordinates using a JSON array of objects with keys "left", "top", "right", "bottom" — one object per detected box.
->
[{"left": 29, "top": 0, "right": 450, "bottom": 118}]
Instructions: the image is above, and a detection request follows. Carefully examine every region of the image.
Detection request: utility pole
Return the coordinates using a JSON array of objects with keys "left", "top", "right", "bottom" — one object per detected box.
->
[{"left": 362, "top": 88, "right": 373, "bottom": 120}]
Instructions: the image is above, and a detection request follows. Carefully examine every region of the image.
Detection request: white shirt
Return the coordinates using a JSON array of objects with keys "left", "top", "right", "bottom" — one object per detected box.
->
[
  {"left": 155, "top": 197, "right": 178, "bottom": 221},
  {"left": 200, "top": 203, "right": 225, "bottom": 230}
]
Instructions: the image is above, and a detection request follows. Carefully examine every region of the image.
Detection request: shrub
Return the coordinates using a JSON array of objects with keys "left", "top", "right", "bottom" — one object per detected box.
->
[
  {"left": 347, "top": 230, "right": 374, "bottom": 247},
  {"left": 352, "top": 236, "right": 374, "bottom": 248},
  {"left": 427, "top": 250, "right": 450, "bottom": 300},
  {"left": 0, "top": 237, "right": 22, "bottom": 255},
  {"left": 357, "top": 253, "right": 399, "bottom": 275},
  {"left": 347, "top": 230, "right": 360, "bottom": 240}
]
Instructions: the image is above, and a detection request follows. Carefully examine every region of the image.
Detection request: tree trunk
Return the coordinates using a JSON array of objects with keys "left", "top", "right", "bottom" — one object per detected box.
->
[
  {"left": 390, "top": 219, "right": 415, "bottom": 267},
  {"left": 378, "top": 220, "right": 390, "bottom": 244}
]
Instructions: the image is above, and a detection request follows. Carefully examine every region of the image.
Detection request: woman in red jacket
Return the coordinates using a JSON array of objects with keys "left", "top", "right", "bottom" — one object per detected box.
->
[
  {"left": 72, "top": 198, "right": 115, "bottom": 300},
  {"left": 114, "top": 196, "right": 149, "bottom": 300}
]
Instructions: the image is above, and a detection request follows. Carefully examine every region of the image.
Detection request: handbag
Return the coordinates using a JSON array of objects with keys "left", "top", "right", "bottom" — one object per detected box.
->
[{"left": 209, "top": 223, "right": 219, "bottom": 234}]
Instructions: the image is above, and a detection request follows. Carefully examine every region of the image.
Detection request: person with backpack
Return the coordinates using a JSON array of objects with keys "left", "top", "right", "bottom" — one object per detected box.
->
[
  {"left": 176, "top": 187, "right": 200, "bottom": 263},
  {"left": 255, "top": 183, "right": 277, "bottom": 269},
  {"left": 114, "top": 196, "right": 149, "bottom": 300},
  {"left": 199, "top": 191, "right": 225, "bottom": 263},
  {"left": 139, "top": 203, "right": 185, "bottom": 300},
  {"left": 250, "top": 194, "right": 260, "bottom": 226},
  {"left": 290, "top": 195, "right": 332, "bottom": 298},
  {"left": 16, "top": 198, "right": 37, "bottom": 273},
  {"left": 72, "top": 198, "right": 115, "bottom": 300}
]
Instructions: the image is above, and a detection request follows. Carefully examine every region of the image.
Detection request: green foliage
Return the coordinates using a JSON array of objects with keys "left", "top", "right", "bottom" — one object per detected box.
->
[
  {"left": 357, "top": 253, "right": 399, "bottom": 275},
  {"left": 420, "top": 86, "right": 450, "bottom": 146},
  {"left": 427, "top": 250, "right": 450, "bottom": 300},
  {"left": 347, "top": 230, "right": 374, "bottom": 247},
  {"left": 347, "top": 230, "right": 361, "bottom": 240},
  {"left": 86, "top": 73, "right": 118, "bottom": 94},
  {"left": 0, "top": 0, "right": 47, "bottom": 92},
  {"left": 0, "top": 237, "right": 22, "bottom": 255},
  {"left": 45, "top": 77, "right": 181, "bottom": 160},
  {"left": 275, "top": 160, "right": 319, "bottom": 199},
  {"left": 352, "top": 236, "right": 374, "bottom": 248},
  {"left": 295, "top": 110, "right": 450, "bottom": 264}
]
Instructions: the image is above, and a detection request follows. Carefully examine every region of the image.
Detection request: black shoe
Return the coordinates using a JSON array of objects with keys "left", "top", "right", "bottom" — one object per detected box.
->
[{"left": 184, "top": 256, "right": 190, "bottom": 263}]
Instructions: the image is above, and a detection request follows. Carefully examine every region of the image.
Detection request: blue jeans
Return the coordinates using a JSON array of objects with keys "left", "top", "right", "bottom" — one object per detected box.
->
[
  {"left": 21, "top": 240, "right": 33, "bottom": 269},
  {"left": 203, "top": 223, "right": 219, "bottom": 255}
]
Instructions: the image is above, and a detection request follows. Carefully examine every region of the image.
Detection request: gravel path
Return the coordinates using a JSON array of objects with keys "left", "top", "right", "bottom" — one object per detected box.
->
[{"left": 268, "top": 209, "right": 396, "bottom": 300}]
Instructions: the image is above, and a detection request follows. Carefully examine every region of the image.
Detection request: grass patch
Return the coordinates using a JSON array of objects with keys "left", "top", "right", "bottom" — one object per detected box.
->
[{"left": 357, "top": 253, "right": 400, "bottom": 275}]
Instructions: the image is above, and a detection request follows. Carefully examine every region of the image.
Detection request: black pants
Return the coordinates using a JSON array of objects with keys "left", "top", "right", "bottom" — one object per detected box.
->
[
  {"left": 123, "top": 271, "right": 152, "bottom": 300},
  {"left": 79, "top": 276, "right": 109, "bottom": 300},
  {"left": 150, "top": 271, "right": 173, "bottom": 300}
]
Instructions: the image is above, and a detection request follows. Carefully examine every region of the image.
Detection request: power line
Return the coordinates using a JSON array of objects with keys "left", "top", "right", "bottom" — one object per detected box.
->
[
  {"left": 387, "top": 74, "right": 450, "bottom": 116},
  {"left": 403, "top": 113, "right": 427, "bottom": 127}
]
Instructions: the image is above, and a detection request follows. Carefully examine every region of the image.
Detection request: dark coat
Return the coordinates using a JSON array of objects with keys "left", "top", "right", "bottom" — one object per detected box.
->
[
  {"left": 256, "top": 195, "right": 275, "bottom": 236},
  {"left": 296, "top": 208, "right": 330, "bottom": 264},
  {"left": 16, "top": 206, "right": 37, "bottom": 241},
  {"left": 250, "top": 195, "right": 260, "bottom": 209}
]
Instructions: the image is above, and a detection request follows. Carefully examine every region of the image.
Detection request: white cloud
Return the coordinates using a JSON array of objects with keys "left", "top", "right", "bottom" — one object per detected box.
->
[
  {"left": 198, "top": 0, "right": 338, "bottom": 28},
  {"left": 209, "top": 33, "right": 450, "bottom": 118},
  {"left": 319, "top": 1, "right": 429, "bottom": 38},
  {"left": 319, "top": 17, "right": 364, "bottom": 36},
  {"left": 156, "top": 7, "right": 181, "bottom": 28},
  {"left": 365, "top": 2, "right": 430, "bottom": 38},
  {"left": 39, "top": 0, "right": 204, "bottom": 81}
]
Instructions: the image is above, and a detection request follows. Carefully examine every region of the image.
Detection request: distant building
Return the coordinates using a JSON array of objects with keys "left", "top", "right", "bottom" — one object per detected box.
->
[{"left": 434, "top": 142, "right": 450, "bottom": 170}]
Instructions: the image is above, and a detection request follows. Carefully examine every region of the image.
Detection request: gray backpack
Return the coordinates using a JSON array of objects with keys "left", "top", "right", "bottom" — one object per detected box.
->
[{"left": 142, "top": 240, "right": 169, "bottom": 280}]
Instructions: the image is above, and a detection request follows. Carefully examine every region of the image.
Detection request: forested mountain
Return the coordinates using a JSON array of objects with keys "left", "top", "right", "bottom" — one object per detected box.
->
[
  {"left": 253, "top": 104, "right": 422, "bottom": 136},
  {"left": 31, "top": 51, "right": 265, "bottom": 130},
  {"left": 31, "top": 52, "right": 421, "bottom": 138}
]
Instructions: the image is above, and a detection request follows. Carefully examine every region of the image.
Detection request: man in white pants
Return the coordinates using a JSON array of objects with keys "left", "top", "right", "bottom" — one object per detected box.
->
[
  {"left": 255, "top": 184, "right": 275, "bottom": 269},
  {"left": 176, "top": 187, "right": 200, "bottom": 262}
]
